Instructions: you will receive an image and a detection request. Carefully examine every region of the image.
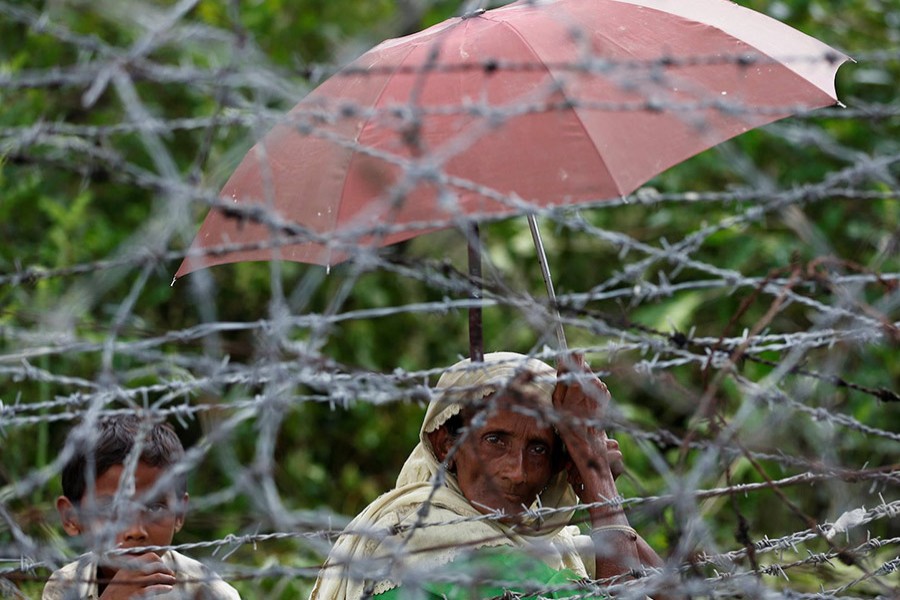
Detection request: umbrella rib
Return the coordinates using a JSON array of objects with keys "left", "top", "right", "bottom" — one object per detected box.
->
[
  {"left": 612, "top": 0, "right": 850, "bottom": 97},
  {"left": 330, "top": 43, "right": 421, "bottom": 263},
  {"left": 495, "top": 19, "right": 628, "bottom": 197}
]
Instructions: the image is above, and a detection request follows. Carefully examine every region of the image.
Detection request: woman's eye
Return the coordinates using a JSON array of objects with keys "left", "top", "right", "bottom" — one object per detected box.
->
[
  {"left": 484, "top": 434, "right": 502, "bottom": 445},
  {"left": 531, "top": 445, "right": 549, "bottom": 456},
  {"left": 145, "top": 502, "right": 169, "bottom": 513}
]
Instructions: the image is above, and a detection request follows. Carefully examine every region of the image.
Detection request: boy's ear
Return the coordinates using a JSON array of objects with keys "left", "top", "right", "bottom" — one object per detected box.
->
[
  {"left": 172, "top": 493, "right": 189, "bottom": 534},
  {"left": 56, "top": 496, "right": 82, "bottom": 536}
]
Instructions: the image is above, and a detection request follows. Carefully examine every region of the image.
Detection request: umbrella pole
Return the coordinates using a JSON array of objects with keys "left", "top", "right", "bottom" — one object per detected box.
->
[
  {"left": 467, "top": 222, "right": 485, "bottom": 362},
  {"left": 527, "top": 214, "right": 568, "bottom": 351}
]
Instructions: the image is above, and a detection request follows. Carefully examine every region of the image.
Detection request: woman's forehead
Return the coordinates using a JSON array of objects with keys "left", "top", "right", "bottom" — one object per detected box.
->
[
  {"left": 486, "top": 388, "right": 549, "bottom": 414},
  {"left": 472, "top": 403, "right": 556, "bottom": 441}
]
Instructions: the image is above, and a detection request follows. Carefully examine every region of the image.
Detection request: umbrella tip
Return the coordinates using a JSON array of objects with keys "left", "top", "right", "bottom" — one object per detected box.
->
[{"left": 461, "top": 7, "right": 485, "bottom": 19}]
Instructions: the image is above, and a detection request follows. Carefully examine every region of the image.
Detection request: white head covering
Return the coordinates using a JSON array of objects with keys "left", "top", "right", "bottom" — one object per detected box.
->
[{"left": 310, "top": 352, "right": 589, "bottom": 600}]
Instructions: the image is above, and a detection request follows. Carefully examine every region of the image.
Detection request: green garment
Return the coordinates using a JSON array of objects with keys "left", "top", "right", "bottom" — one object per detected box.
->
[{"left": 375, "top": 546, "right": 597, "bottom": 600}]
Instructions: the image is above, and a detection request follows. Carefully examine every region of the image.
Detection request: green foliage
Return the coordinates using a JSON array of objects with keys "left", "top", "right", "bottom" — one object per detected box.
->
[{"left": 1, "top": 0, "right": 898, "bottom": 597}]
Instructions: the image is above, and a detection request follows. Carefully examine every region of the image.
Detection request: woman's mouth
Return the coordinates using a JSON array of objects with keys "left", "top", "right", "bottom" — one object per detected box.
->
[{"left": 502, "top": 493, "right": 530, "bottom": 508}]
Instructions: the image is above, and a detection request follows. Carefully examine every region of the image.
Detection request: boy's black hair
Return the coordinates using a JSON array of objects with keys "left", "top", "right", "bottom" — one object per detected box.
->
[{"left": 61, "top": 414, "right": 187, "bottom": 503}]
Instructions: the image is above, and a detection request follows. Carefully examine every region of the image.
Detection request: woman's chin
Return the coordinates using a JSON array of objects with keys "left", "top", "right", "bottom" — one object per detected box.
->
[{"left": 476, "top": 496, "right": 533, "bottom": 524}]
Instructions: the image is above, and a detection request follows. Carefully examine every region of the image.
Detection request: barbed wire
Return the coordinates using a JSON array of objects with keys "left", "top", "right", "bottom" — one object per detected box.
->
[{"left": 2, "top": 0, "right": 898, "bottom": 598}]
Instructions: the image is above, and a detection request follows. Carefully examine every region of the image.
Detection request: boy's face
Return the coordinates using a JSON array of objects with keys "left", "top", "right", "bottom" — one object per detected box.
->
[{"left": 57, "top": 462, "right": 187, "bottom": 554}]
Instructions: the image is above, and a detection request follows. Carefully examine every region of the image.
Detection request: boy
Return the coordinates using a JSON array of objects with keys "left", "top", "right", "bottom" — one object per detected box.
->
[{"left": 44, "top": 414, "right": 241, "bottom": 599}]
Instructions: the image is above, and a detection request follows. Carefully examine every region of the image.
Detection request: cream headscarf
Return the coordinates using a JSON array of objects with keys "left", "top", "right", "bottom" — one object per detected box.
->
[{"left": 310, "top": 352, "right": 594, "bottom": 600}]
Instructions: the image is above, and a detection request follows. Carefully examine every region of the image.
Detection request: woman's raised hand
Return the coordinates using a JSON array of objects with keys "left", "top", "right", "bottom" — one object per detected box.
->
[
  {"left": 551, "top": 354, "right": 632, "bottom": 504},
  {"left": 552, "top": 354, "right": 610, "bottom": 446},
  {"left": 552, "top": 356, "right": 669, "bottom": 583}
]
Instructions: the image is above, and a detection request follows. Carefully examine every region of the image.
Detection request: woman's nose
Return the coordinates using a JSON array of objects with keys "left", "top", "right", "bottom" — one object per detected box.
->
[{"left": 498, "top": 451, "right": 527, "bottom": 484}]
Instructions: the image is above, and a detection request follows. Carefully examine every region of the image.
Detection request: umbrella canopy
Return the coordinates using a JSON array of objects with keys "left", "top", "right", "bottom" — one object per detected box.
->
[{"left": 176, "top": 0, "right": 847, "bottom": 278}]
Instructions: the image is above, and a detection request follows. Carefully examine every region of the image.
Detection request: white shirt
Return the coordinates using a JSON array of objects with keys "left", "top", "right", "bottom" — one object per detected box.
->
[{"left": 42, "top": 550, "right": 241, "bottom": 600}]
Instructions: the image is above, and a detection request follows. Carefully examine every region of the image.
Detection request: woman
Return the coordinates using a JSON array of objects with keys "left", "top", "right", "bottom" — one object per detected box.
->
[{"left": 310, "top": 352, "right": 665, "bottom": 599}]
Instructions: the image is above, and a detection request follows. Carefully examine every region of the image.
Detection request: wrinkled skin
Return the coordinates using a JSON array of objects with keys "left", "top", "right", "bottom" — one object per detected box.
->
[
  {"left": 432, "top": 402, "right": 557, "bottom": 520},
  {"left": 430, "top": 356, "right": 672, "bottom": 596},
  {"left": 553, "top": 354, "right": 669, "bottom": 591}
]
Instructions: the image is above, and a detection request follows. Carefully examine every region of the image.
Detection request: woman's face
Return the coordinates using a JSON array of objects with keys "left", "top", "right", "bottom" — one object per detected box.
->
[{"left": 448, "top": 401, "right": 558, "bottom": 520}]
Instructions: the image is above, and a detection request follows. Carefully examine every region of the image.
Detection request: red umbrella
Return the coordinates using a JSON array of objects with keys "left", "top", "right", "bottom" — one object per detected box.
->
[{"left": 175, "top": 0, "right": 847, "bottom": 355}]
